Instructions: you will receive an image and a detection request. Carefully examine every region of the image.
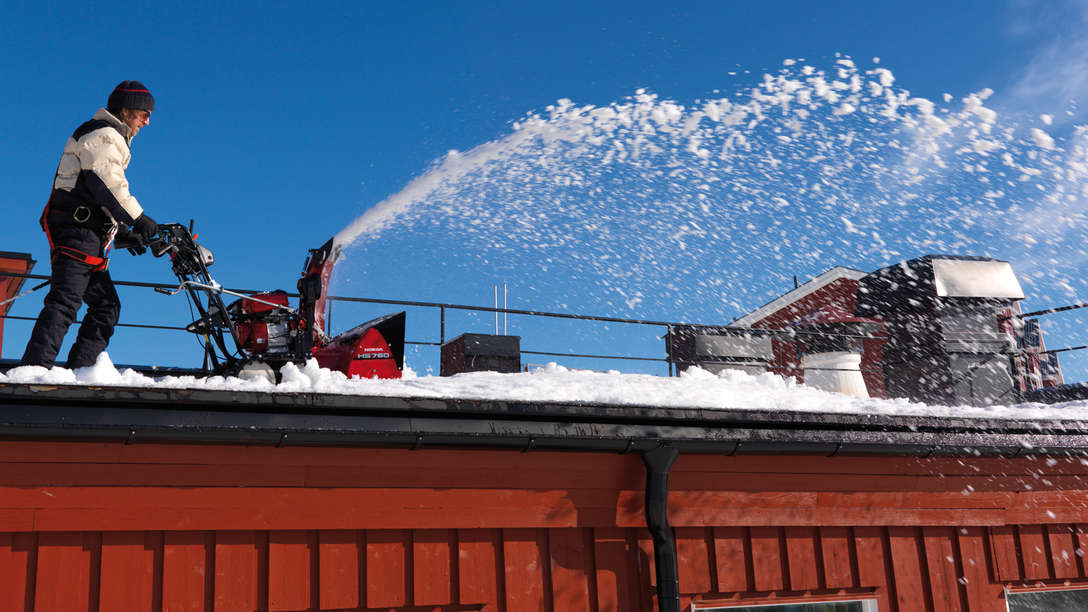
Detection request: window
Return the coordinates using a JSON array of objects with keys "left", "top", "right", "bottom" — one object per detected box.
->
[
  {"left": 1006, "top": 587, "right": 1088, "bottom": 611},
  {"left": 694, "top": 600, "right": 878, "bottom": 611}
]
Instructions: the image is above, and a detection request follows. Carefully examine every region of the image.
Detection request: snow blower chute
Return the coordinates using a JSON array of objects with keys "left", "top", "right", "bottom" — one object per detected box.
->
[{"left": 146, "top": 222, "right": 405, "bottom": 381}]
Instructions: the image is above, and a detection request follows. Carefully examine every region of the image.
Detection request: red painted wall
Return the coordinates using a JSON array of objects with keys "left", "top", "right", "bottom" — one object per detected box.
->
[
  {"left": 1, "top": 441, "right": 1087, "bottom": 610},
  {"left": 748, "top": 277, "right": 888, "bottom": 398},
  {"left": 0, "top": 253, "right": 35, "bottom": 356}
]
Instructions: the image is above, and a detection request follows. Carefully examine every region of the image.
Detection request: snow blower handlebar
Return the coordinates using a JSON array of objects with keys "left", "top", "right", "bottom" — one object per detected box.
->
[
  {"left": 145, "top": 224, "right": 296, "bottom": 313},
  {"left": 154, "top": 279, "right": 297, "bottom": 314},
  {"left": 145, "top": 222, "right": 245, "bottom": 371}
]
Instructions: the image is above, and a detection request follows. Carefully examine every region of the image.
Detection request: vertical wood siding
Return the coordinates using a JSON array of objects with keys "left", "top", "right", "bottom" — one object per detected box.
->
[
  {"left": 0, "top": 527, "right": 656, "bottom": 611},
  {"left": 3, "top": 442, "right": 1088, "bottom": 610},
  {"left": 5, "top": 523, "right": 1082, "bottom": 611}
]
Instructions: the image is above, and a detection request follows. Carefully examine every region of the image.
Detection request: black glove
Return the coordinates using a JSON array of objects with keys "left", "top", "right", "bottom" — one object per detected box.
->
[
  {"left": 132, "top": 214, "right": 158, "bottom": 242},
  {"left": 114, "top": 227, "right": 146, "bottom": 255}
]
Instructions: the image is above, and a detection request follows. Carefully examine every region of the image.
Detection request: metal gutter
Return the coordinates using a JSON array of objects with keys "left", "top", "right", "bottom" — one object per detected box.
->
[{"left": 1, "top": 382, "right": 1088, "bottom": 455}]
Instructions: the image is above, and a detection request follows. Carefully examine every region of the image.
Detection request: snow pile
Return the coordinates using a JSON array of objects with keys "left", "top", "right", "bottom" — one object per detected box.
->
[{"left": 2, "top": 352, "right": 1085, "bottom": 422}]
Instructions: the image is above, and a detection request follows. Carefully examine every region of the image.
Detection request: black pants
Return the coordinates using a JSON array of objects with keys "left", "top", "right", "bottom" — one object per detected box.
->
[{"left": 22, "top": 255, "right": 120, "bottom": 368}]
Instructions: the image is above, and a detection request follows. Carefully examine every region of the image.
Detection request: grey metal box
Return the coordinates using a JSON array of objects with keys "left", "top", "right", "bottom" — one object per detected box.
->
[{"left": 441, "top": 333, "right": 521, "bottom": 376}]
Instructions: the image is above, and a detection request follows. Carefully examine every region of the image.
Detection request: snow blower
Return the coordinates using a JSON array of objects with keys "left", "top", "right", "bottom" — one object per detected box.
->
[{"left": 143, "top": 222, "right": 405, "bottom": 382}]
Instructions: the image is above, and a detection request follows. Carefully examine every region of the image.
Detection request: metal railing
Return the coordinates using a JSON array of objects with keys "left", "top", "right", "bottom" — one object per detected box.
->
[
  {"left": 999, "top": 302, "right": 1088, "bottom": 356},
  {"left": 5, "top": 269, "right": 1084, "bottom": 376},
  {"left": 0, "top": 270, "right": 877, "bottom": 373}
]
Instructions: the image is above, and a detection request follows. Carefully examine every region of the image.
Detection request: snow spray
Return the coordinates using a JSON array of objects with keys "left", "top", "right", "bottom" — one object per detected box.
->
[{"left": 333, "top": 56, "right": 1088, "bottom": 338}]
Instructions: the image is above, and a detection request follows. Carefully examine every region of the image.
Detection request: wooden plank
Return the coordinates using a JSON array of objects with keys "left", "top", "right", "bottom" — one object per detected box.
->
[
  {"left": 0, "top": 442, "right": 640, "bottom": 474},
  {"left": 0, "top": 463, "right": 309, "bottom": 487},
  {"left": 0, "top": 488, "right": 1015, "bottom": 525},
  {"left": 0, "top": 485, "right": 1064, "bottom": 533},
  {"left": 785, "top": 526, "right": 819, "bottom": 591},
  {"left": 712, "top": 526, "right": 747, "bottom": 593},
  {"left": 308, "top": 456, "right": 644, "bottom": 490},
  {"left": 988, "top": 525, "right": 1021, "bottom": 582},
  {"left": 594, "top": 527, "right": 638, "bottom": 612},
  {"left": 749, "top": 526, "right": 785, "bottom": 592},
  {"left": 35, "top": 531, "right": 101, "bottom": 612},
  {"left": 365, "top": 529, "right": 408, "bottom": 608},
  {"left": 99, "top": 531, "right": 161, "bottom": 612},
  {"left": 631, "top": 453, "right": 1014, "bottom": 479},
  {"left": 1077, "top": 524, "right": 1088, "bottom": 578},
  {"left": 458, "top": 528, "right": 500, "bottom": 605},
  {"left": 0, "top": 487, "right": 600, "bottom": 532},
  {"left": 635, "top": 531, "right": 655, "bottom": 612},
  {"left": 163, "top": 531, "right": 213, "bottom": 612},
  {"left": 0, "top": 441, "right": 124, "bottom": 463},
  {"left": 675, "top": 527, "right": 711, "bottom": 595},
  {"left": 317, "top": 530, "right": 360, "bottom": 610},
  {"left": 549, "top": 528, "right": 592, "bottom": 611},
  {"left": 268, "top": 530, "right": 314, "bottom": 611},
  {"left": 1046, "top": 524, "right": 1078, "bottom": 579},
  {"left": 922, "top": 526, "right": 963, "bottom": 612},
  {"left": 0, "top": 455, "right": 644, "bottom": 490},
  {"left": 887, "top": 527, "right": 930, "bottom": 612},
  {"left": 214, "top": 530, "right": 267, "bottom": 612},
  {"left": 0, "top": 532, "right": 35, "bottom": 612},
  {"left": 12, "top": 442, "right": 1088, "bottom": 481},
  {"left": 412, "top": 529, "right": 453, "bottom": 606},
  {"left": 853, "top": 526, "right": 893, "bottom": 612},
  {"left": 504, "top": 528, "right": 548, "bottom": 612},
  {"left": 8, "top": 444, "right": 629, "bottom": 491},
  {"left": 1006, "top": 491, "right": 1088, "bottom": 523},
  {"left": 820, "top": 526, "right": 855, "bottom": 589},
  {"left": 631, "top": 490, "right": 1013, "bottom": 528},
  {"left": 672, "top": 472, "right": 1011, "bottom": 493},
  {"left": 1018, "top": 524, "right": 1050, "bottom": 580},
  {"left": 957, "top": 526, "right": 1003, "bottom": 611}
]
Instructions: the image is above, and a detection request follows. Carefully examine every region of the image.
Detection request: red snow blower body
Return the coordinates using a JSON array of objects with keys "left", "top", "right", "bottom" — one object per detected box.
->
[{"left": 148, "top": 223, "right": 405, "bottom": 381}]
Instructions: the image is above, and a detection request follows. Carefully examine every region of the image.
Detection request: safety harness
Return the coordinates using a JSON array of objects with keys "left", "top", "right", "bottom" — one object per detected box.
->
[{"left": 40, "top": 201, "right": 113, "bottom": 271}]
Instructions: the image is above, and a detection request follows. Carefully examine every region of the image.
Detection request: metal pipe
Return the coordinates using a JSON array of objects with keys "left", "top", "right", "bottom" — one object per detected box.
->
[
  {"left": 0, "top": 279, "right": 49, "bottom": 307},
  {"left": 0, "top": 271, "right": 896, "bottom": 339},
  {"left": 642, "top": 445, "right": 680, "bottom": 612},
  {"left": 156, "top": 280, "right": 296, "bottom": 313}
]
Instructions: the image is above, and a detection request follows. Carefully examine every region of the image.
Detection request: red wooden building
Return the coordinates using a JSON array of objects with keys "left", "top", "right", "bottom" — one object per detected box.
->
[
  {"left": 2, "top": 382, "right": 1088, "bottom": 611},
  {"left": 3, "top": 252, "right": 1088, "bottom": 610},
  {"left": 672, "top": 255, "right": 1064, "bottom": 407},
  {"left": 0, "top": 252, "right": 35, "bottom": 357}
]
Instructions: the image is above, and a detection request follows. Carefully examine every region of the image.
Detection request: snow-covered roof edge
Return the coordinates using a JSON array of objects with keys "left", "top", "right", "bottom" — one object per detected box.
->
[
  {"left": 731, "top": 266, "right": 868, "bottom": 328},
  {"left": 3, "top": 380, "right": 1088, "bottom": 456}
]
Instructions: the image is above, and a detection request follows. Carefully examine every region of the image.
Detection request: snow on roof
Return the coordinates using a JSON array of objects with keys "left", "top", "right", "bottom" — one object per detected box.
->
[
  {"left": 1, "top": 351, "right": 1086, "bottom": 423},
  {"left": 730, "top": 266, "right": 868, "bottom": 328}
]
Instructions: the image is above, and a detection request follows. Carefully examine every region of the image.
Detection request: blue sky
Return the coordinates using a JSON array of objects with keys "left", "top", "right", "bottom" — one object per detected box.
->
[{"left": 4, "top": 1, "right": 1088, "bottom": 381}]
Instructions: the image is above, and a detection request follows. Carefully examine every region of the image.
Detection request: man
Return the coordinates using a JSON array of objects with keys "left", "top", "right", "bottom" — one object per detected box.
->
[{"left": 21, "top": 81, "right": 159, "bottom": 369}]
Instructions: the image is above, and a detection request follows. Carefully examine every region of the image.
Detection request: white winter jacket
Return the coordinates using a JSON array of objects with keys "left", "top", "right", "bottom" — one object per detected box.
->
[{"left": 49, "top": 108, "right": 144, "bottom": 227}]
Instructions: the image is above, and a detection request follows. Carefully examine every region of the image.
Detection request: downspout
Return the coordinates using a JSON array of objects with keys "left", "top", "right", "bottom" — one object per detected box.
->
[{"left": 642, "top": 444, "right": 680, "bottom": 612}]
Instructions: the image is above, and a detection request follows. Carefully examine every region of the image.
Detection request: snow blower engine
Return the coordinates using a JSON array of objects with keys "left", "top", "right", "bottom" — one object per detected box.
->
[{"left": 144, "top": 222, "right": 405, "bottom": 382}]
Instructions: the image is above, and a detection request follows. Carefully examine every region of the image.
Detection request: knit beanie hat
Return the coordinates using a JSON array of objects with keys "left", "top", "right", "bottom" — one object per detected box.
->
[{"left": 107, "top": 81, "right": 155, "bottom": 114}]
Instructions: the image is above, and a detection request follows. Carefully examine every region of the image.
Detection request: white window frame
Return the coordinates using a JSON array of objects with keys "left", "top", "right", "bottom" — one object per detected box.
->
[
  {"left": 1005, "top": 585, "right": 1088, "bottom": 611},
  {"left": 691, "top": 598, "right": 879, "bottom": 611}
]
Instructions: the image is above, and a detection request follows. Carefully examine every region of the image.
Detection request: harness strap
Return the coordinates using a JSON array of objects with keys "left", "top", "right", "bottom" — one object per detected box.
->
[
  {"left": 53, "top": 246, "right": 107, "bottom": 269},
  {"left": 40, "top": 201, "right": 110, "bottom": 271}
]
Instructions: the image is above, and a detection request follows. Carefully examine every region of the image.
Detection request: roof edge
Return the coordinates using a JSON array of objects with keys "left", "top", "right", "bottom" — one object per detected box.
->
[
  {"left": 732, "top": 266, "right": 868, "bottom": 328},
  {"left": 2, "top": 382, "right": 1087, "bottom": 457}
]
